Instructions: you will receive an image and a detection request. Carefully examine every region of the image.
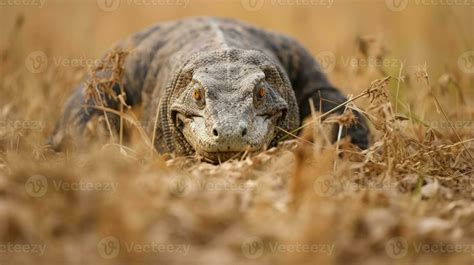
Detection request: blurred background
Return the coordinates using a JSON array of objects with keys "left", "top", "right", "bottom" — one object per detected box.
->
[
  {"left": 1, "top": 0, "right": 472, "bottom": 127},
  {"left": 0, "top": 1, "right": 473, "bottom": 265}
]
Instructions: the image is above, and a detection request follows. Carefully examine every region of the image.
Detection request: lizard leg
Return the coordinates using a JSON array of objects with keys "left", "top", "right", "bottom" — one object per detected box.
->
[
  {"left": 298, "top": 86, "right": 370, "bottom": 150},
  {"left": 48, "top": 82, "right": 122, "bottom": 151},
  {"left": 262, "top": 33, "right": 370, "bottom": 149}
]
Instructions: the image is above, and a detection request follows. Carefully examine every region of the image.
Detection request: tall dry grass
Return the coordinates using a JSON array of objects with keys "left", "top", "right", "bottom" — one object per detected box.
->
[{"left": 0, "top": 1, "right": 473, "bottom": 265}]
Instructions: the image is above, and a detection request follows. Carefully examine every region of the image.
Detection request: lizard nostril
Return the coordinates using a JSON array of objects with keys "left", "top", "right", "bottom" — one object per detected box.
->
[
  {"left": 212, "top": 128, "right": 219, "bottom": 137},
  {"left": 241, "top": 128, "right": 247, "bottom": 137}
]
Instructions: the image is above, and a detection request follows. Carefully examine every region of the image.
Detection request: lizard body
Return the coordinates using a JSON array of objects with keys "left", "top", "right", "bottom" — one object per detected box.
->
[{"left": 51, "top": 17, "right": 370, "bottom": 162}]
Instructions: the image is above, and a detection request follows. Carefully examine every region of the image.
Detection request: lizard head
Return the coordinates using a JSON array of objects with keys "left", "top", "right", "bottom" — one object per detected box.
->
[{"left": 161, "top": 49, "right": 299, "bottom": 162}]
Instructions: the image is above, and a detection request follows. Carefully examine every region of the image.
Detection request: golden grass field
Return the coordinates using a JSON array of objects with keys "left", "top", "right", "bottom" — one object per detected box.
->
[{"left": 0, "top": 1, "right": 473, "bottom": 264}]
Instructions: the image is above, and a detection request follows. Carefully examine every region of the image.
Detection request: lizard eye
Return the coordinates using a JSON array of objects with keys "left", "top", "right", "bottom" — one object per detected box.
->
[
  {"left": 257, "top": 87, "right": 266, "bottom": 98},
  {"left": 253, "top": 85, "right": 266, "bottom": 107},
  {"left": 191, "top": 85, "right": 206, "bottom": 109},
  {"left": 193, "top": 88, "right": 203, "bottom": 101}
]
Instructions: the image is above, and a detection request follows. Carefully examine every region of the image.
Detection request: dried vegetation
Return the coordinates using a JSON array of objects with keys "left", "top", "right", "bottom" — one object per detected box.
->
[{"left": 0, "top": 6, "right": 473, "bottom": 265}]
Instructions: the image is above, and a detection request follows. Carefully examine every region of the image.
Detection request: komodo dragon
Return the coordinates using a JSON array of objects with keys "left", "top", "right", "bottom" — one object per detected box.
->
[{"left": 50, "top": 17, "right": 370, "bottom": 162}]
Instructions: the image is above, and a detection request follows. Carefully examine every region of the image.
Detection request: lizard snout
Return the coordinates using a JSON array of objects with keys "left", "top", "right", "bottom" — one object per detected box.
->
[
  {"left": 210, "top": 121, "right": 250, "bottom": 151},
  {"left": 211, "top": 123, "right": 248, "bottom": 138}
]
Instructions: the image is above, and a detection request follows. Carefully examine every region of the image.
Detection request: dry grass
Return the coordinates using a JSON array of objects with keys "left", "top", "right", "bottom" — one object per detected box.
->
[{"left": 0, "top": 2, "right": 473, "bottom": 265}]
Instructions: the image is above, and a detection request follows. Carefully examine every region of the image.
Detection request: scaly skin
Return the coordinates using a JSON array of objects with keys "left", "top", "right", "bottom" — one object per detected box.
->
[{"left": 50, "top": 17, "right": 370, "bottom": 162}]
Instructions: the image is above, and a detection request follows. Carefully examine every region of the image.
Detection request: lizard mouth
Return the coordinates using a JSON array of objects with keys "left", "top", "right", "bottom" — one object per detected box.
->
[
  {"left": 172, "top": 110, "right": 282, "bottom": 162},
  {"left": 195, "top": 150, "right": 248, "bottom": 163}
]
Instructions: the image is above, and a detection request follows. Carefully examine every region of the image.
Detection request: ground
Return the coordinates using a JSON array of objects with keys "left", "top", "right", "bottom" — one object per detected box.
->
[{"left": 0, "top": 1, "right": 473, "bottom": 265}]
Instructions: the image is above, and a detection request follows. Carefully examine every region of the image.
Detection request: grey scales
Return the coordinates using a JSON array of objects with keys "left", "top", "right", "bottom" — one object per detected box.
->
[{"left": 50, "top": 17, "right": 370, "bottom": 162}]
